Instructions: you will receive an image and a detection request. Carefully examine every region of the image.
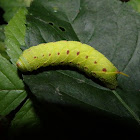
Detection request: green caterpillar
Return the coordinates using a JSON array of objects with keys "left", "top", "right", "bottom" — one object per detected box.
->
[{"left": 16, "top": 41, "right": 128, "bottom": 89}]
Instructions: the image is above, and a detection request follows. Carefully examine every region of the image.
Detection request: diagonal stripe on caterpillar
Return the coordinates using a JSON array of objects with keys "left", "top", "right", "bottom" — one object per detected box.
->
[{"left": 16, "top": 41, "right": 128, "bottom": 89}]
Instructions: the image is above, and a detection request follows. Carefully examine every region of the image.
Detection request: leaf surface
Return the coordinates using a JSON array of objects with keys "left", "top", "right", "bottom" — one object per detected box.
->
[
  {"left": 0, "top": 8, "right": 27, "bottom": 116},
  {"left": 0, "top": 0, "right": 33, "bottom": 22},
  {"left": 0, "top": 55, "right": 26, "bottom": 116},
  {"left": 0, "top": 25, "right": 9, "bottom": 59},
  {"left": 129, "top": 0, "right": 140, "bottom": 12},
  {"left": 5, "top": 8, "right": 27, "bottom": 65},
  {"left": 23, "top": 0, "right": 140, "bottom": 123},
  {"left": 11, "top": 99, "right": 40, "bottom": 130}
]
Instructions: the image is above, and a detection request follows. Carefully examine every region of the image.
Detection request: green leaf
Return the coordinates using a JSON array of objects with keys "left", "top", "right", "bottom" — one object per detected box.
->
[
  {"left": 10, "top": 99, "right": 40, "bottom": 132},
  {"left": 0, "top": 25, "right": 10, "bottom": 59},
  {"left": 23, "top": 0, "right": 140, "bottom": 123},
  {"left": 0, "top": 25, "right": 5, "bottom": 42},
  {"left": 9, "top": 99, "right": 43, "bottom": 139},
  {"left": 24, "top": 0, "right": 33, "bottom": 7},
  {"left": 0, "top": 41, "right": 9, "bottom": 60},
  {"left": 0, "top": 0, "right": 33, "bottom": 22},
  {"left": 129, "top": 0, "right": 140, "bottom": 12},
  {"left": 0, "top": 55, "right": 27, "bottom": 116},
  {"left": 5, "top": 8, "right": 27, "bottom": 65},
  {"left": 0, "top": 8, "right": 28, "bottom": 116},
  {"left": 0, "top": 6, "right": 41, "bottom": 132}
]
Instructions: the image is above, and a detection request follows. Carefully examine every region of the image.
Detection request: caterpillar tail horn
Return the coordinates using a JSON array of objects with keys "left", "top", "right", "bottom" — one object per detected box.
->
[{"left": 117, "top": 71, "right": 129, "bottom": 77}]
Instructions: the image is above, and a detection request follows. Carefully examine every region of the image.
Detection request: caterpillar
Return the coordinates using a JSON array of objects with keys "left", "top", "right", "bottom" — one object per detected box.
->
[{"left": 16, "top": 41, "right": 128, "bottom": 89}]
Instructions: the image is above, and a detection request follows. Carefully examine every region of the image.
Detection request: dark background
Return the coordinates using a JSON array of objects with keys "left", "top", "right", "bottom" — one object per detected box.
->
[{"left": 0, "top": 8, "right": 6, "bottom": 25}]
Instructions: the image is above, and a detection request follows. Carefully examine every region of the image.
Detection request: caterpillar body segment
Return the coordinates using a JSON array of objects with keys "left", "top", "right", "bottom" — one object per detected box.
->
[{"left": 16, "top": 41, "right": 127, "bottom": 89}]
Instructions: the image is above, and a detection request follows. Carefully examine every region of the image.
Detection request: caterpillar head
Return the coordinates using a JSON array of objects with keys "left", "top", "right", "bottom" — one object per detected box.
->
[{"left": 16, "top": 57, "right": 28, "bottom": 72}]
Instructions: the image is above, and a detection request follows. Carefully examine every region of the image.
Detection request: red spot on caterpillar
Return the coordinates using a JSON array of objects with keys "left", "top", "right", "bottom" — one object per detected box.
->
[
  {"left": 94, "top": 61, "right": 97, "bottom": 64},
  {"left": 34, "top": 56, "right": 37, "bottom": 59},
  {"left": 77, "top": 51, "right": 80, "bottom": 55},
  {"left": 67, "top": 50, "right": 69, "bottom": 54},
  {"left": 85, "top": 56, "right": 88, "bottom": 59},
  {"left": 49, "top": 53, "right": 51, "bottom": 56},
  {"left": 102, "top": 68, "right": 107, "bottom": 72},
  {"left": 58, "top": 52, "right": 60, "bottom": 55}
]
